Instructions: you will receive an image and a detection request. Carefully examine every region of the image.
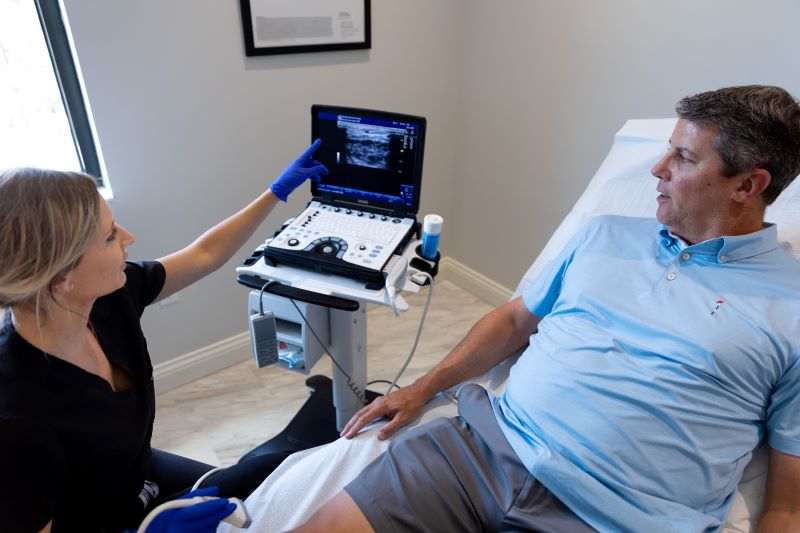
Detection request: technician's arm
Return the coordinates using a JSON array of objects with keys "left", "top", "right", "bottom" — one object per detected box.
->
[
  {"left": 38, "top": 520, "right": 52, "bottom": 533},
  {"left": 156, "top": 188, "right": 280, "bottom": 302},
  {"left": 757, "top": 448, "right": 800, "bottom": 532},
  {"left": 341, "top": 297, "right": 541, "bottom": 440},
  {"left": 156, "top": 141, "right": 327, "bottom": 301}
]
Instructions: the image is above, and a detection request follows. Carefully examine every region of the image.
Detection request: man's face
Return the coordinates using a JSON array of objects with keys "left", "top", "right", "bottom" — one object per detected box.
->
[{"left": 651, "top": 119, "right": 743, "bottom": 244}]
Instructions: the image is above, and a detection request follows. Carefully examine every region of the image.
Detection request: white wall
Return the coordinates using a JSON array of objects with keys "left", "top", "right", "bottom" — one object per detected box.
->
[
  {"left": 60, "top": 0, "right": 800, "bottom": 371},
  {"left": 450, "top": 0, "right": 800, "bottom": 289},
  {"left": 61, "top": 0, "right": 463, "bottom": 366}
]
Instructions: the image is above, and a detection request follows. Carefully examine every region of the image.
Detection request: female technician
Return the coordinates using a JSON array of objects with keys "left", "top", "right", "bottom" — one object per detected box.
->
[{"left": 0, "top": 141, "right": 327, "bottom": 533}]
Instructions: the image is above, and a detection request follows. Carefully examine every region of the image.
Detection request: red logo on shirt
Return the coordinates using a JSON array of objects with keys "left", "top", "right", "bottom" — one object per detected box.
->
[{"left": 710, "top": 299, "right": 725, "bottom": 315}]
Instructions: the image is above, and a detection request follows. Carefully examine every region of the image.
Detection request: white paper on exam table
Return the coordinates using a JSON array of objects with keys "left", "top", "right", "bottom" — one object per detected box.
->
[{"left": 236, "top": 239, "right": 422, "bottom": 307}]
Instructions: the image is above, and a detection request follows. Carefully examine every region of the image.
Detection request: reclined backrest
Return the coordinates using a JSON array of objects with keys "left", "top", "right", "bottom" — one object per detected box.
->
[{"left": 514, "top": 118, "right": 800, "bottom": 298}]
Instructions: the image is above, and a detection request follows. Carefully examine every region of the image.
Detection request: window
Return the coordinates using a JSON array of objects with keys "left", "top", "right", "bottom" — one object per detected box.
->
[{"left": 0, "top": 0, "right": 109, "bottom": 192}]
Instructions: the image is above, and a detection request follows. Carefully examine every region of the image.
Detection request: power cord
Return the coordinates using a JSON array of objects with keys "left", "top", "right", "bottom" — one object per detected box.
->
[
  {"left": 255, "top": 272, "right": 435, "bottom": 405},
  {"left": 289, "top": 299, "right": 369, "bottom": 406},
  {"left": 289, "top": 271, "right": 435, "bottom": 400},
  {"left": 386, "top": 271, "right": 434, "bottom": 395},
  {"left": 258, "top": 280, "right": 280, "bottom": 315},
  {"left": 254, "top": 279, "right": 368, "bottom": 406},
  {"left": 367, "top": 379, "right": 395, "bottom": 388},
  {"left": 191, "top": 467, "right": 228, "bottom": 491}
]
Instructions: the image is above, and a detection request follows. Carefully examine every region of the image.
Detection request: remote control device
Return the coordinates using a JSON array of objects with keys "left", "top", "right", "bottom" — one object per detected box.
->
[{"left": 249, "top": 311, "right": 279, "bottom": 368}]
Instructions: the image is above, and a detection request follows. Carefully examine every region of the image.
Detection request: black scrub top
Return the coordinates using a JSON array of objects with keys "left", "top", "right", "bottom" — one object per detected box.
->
[{"left": 0, "top": 261, "right": 165, "bottom": 532}]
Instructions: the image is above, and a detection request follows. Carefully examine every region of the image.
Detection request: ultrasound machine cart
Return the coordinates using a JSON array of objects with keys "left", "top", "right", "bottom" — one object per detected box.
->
[
  {"left": 235, "top": 106, "right": 436, "bottom": 458},
  {"left": 236, "top": 243, "right": 429, "bottom": 458}
]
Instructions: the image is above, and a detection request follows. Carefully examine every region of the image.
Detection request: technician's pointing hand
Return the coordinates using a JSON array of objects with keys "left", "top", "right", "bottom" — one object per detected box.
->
[
  {"left": 269, "top": 139, "right": 329, "bottom": 202},
  {"left": 340, "top": 383, "right": 431, "bottom": 441}
]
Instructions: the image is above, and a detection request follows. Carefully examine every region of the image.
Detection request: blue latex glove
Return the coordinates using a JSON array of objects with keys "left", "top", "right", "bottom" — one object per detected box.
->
[
  {"left": 142, "top": 486, "right": 235, "bottom": 533},
  {"left": 269, "top": 139, "right": 329, "bottom": 201}
]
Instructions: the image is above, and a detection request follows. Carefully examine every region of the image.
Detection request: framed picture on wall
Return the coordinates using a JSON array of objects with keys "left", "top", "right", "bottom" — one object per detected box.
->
[{"left": 240, "top": 0, "right": 371, "bottom": 56}]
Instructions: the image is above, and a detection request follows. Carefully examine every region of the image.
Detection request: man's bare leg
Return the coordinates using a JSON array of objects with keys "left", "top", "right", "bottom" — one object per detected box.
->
[{"left": 287, "top": 491, "right": 374, "bottom": 533}]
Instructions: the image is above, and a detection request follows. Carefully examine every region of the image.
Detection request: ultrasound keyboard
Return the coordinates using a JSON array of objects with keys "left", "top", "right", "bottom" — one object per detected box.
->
[
  {"left": 264, "top": 201, "right": 416, "bottom": 282},
  {"left": 310, "top": 207, "right": 402, "bottom": 245}
]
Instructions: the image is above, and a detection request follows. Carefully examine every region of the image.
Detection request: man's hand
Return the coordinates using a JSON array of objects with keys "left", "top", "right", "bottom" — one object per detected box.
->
[
  {"left": 340, "top": 298, "right": 540, "bottom": 442},
  {"left": 269, "top": 139, "right": 328, "bottom": 202},
  {"left": 340, "top": 383, "right": 430, "bottom": 440}
]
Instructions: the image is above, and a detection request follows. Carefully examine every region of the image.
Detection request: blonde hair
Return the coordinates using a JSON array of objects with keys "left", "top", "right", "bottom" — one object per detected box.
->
[{"left": 0, "top": 168, "right": 100, "bottom": 310}]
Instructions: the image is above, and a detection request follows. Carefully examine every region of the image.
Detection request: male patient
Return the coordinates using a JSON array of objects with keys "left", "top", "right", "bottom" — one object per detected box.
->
[{"left": 292, "top": 86, "right": 800, "bottom": 532}]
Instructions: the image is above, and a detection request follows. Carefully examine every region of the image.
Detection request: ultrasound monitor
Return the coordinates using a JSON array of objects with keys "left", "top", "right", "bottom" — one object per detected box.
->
[{"left": 311, "top": 105, "right": 426, "bottom": 215}]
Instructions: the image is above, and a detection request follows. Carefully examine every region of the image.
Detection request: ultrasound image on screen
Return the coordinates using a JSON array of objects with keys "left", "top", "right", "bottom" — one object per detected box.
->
[
  {"left": 313, "top": 110, "right": 422, "bottom": 208},
  {"left": 344, "top": 123, "right": 391, "bottom": 170}
]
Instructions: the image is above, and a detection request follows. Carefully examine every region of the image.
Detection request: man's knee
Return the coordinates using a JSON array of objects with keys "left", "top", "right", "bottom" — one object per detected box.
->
[{"left": 288, "top": 491, "right": 373, "bottom": 533}]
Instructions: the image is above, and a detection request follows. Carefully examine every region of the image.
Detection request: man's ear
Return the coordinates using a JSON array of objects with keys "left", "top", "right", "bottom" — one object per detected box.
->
[{"left": 732, "top": 168, "right": 771, "bottom": 203}]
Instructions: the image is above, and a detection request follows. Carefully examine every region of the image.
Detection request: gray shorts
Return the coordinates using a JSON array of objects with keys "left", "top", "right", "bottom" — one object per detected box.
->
[{"left": 345, "top": 383, "right": 595, "bottom": 533}]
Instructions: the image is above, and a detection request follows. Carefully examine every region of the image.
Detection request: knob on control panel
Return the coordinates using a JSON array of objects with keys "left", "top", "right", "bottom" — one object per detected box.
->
[{"left": 315, "top": 240, "right": 340, "bottom": 255}]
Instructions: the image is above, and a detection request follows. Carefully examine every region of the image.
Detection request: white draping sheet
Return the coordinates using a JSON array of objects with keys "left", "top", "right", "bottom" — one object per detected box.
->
[{"left": 222, "top": 119, "right": 800, "bottom": 532}]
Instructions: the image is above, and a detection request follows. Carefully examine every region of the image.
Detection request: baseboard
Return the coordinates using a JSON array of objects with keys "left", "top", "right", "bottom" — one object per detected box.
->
[
  {"left": 438, "top": 256, "right": 512, "bottom": 307},
  {"left": 154, "top": 257, "right": 511, "bottom": 394},
  {"left": 153, "top": 331, "right": 251, "bottom": 394}
]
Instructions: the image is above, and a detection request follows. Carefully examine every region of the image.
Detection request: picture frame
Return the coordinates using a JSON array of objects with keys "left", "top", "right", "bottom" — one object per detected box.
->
[{"left": 239, "top": 0, "right": 371, "bottom": 56}]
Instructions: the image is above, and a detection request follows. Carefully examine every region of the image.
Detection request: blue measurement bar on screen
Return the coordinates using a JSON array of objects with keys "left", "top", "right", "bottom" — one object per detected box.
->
[{"left": 318, "top": 183, "right": 413, "bottom": 206}]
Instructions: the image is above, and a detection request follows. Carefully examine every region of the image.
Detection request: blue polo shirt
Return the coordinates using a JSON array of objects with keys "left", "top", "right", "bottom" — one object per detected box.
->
[{"left": 492, "top": 215, "right": 800, "bottom": 533}]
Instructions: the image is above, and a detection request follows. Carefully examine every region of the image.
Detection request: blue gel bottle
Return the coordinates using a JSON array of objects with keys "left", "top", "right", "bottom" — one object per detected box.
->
[{"left": 421, "top": 214, "right": 443, "bottom": 260}]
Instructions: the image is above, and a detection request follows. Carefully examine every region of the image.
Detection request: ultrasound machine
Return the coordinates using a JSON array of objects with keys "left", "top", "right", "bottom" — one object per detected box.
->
[
  {"left": 235, "top": 106, "right": 439, "bottom": 457},
  {"left": 263, "top": 105, "right": 425, "bottom": 284}
]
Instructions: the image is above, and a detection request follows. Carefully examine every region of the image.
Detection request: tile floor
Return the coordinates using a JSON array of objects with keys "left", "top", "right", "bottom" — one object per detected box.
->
[{"left": 151, "top": 280, "right": 494, "bottom": 467}]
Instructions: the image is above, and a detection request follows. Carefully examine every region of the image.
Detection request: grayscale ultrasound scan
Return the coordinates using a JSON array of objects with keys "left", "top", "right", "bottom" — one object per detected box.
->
[{"left": 343, "top": 123, "right": 392, "bottom": 170}]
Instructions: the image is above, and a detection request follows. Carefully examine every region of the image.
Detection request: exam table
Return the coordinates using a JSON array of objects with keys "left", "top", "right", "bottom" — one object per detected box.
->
[{"left": 221, "top": 118, "right": 800, "bottom": 533}]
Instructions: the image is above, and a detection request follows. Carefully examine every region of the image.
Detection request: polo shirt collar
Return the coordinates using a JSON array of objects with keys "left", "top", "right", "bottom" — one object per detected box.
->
[{"left": 658, "top": 223, "right": 778, "bottom": 263}]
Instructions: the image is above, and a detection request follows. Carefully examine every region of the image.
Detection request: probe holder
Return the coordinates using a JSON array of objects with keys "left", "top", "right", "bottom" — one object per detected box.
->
[{"left": 410, "top": 244, "right": 441, "bottom": 281}]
